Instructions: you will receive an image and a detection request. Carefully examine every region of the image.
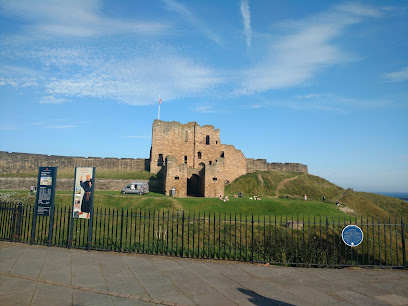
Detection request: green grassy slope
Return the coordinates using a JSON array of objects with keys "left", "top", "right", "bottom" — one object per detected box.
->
[
  {"left": 2, "top": 170, "right": 406, "bottom": 218},
  {"left": 226, "top": 171, "right": 407, "bottom": 218}
]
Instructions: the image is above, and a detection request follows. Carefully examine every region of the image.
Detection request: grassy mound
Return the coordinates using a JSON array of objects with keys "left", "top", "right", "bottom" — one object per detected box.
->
[
  {"left": 226, "top": 171, "right": 407, "bottom": 218},
  {"left": 339, "top": 190, "right": 408, "bottom": 218},
  {"left": 225, "top": 171, "right": 301, "bottom": 197},
  {"left": 278, "top": 174, "right": 344, "bottom": 203}
]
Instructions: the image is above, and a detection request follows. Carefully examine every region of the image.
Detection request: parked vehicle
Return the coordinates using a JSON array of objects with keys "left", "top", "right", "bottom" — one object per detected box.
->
[{"left": 121, "top": 182, "right": 149, "bottom": 195}]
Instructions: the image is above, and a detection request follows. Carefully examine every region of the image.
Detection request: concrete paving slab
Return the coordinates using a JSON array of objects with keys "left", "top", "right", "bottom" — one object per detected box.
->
[
  {"left": 349, "top": 284, "right": 392, "bottom": 297},
  {"left": 337, "top": 289, "right": 388, "bottom": 306},
  {"left": 0, "top": 241, "right": 407, "bottom": 306},
  {"left": 286, "top": 284, "right": 341, "bottom": 305},
  {"left": 190, "top": 292, "right": 236, "bottom": 306},
  {"left": 10, "top": 255, "right": 44, "bottom": 277},
  {"left": 72, "top": 289, "right": 114, "bottom": 305},
  {"left": 143, "top": 282, "right": 183, "bottom": 298},
  {"left": 215, "top": 286, "right": 264, "bottom": 304},
  {"left": 177, "top": 277, "right": 217, "bottom": 296},
  {"left": 0, "top": 276, "right": 37, "bottom": 295},
  {"left": 375, "top": 293, "right": 408, "bottom": 306},
  {"left": 104, "top": 280, "right": 147, "bottom": 296},
  {"left": 198, "top": 272, "right": 242, "bottom": 290},
  {"left": 30, "top": 282, "right": 72, "bottom": 306},
  {"left": 238, "top": 278, "right": 284, "bottom": 298},
  {"left": 0, "top": 292, "right": 34, "bottom": 306},
  {"left": 110, "top": 296, "right": 151, "bottom": 305},
  {"left": 154, "top": 293, "right": 196, "bottom": 306}
]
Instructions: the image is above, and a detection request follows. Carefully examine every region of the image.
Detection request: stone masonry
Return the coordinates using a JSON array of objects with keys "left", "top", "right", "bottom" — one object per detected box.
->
[
  {"left": 151, "top": 120, "right": 246, "bottom": 197},
  {"left": 0, "top": 151, "right": 148, "bottom": 173},
  {"left": 0, "top": 120, "right": 308, "bottom": 196}
]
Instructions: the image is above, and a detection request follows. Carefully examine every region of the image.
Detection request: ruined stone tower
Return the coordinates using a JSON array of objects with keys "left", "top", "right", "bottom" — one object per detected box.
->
[{"left": 150, "top": 120, "right": 247, "bottom": 197}]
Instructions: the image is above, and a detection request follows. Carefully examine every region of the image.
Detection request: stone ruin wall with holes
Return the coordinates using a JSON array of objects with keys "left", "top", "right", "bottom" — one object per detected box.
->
[{"left": 150, "top": 120, "right": 246, "bottom": 197}]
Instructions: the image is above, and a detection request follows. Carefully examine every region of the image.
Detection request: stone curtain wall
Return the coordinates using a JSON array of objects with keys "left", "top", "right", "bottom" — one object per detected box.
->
[
  {"left": 0, "top": 151, "right": 149, "bottom": 173},
  {"left": 246, "top": 159, "right": 308, "bottom": 174},
  {"left": 0, "top": 153, "right": 307, "bottom": 177}
]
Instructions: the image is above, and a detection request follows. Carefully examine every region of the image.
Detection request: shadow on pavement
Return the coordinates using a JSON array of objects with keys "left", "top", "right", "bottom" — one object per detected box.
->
[{"left": 238, "top": 288, "right": 295, "bottom": 306}]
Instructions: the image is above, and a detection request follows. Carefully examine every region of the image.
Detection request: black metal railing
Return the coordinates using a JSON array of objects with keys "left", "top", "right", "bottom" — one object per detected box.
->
[{"left": 0, "top": 202, "right": 406, "bottom": 268}]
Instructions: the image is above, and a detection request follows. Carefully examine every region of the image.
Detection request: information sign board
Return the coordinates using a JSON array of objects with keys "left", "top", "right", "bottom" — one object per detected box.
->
[
  {"left": 34, "top": 167, "right": 57, "bottom": 216},
  {"left": 342, "top": 225, "right": 363, "bottom": 247}
]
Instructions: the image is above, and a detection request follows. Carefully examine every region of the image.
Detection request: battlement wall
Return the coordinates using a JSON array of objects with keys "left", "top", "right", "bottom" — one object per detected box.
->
[
  {"left": 246, "top": 158, "right": 308, "bottom": 174},
  {"left": 0, "top": 151, "right": 149, "bottom": 173}
]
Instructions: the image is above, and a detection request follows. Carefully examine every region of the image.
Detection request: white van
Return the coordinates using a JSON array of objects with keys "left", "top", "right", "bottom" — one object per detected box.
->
[{"left": 121, "top": 182, "right": 149, "bottom": 195}]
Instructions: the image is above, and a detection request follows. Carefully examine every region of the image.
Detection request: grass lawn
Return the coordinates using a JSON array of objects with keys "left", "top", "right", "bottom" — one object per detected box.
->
[{"left": 1, "top": 190, "right": 347, "bottom": 218}]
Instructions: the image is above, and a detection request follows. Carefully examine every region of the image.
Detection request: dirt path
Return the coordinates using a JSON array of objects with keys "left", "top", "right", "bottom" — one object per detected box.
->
[{"left": 275, "top": 175, "right": 301, "bottom": 198}]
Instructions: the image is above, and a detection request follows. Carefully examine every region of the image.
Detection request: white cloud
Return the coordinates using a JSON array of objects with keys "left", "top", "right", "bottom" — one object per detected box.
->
[
  {"left": 194, "top": 104, "right": 217, "bottom": 113},
  {"left": 0, "top": 0, "right": 167, "bottom": 37},
  {"left": 336, "top": 3, "right": 382, "bottom": 18},
  {"left": 43, "top": 54, "right": 222, "bottom": 105},
  {"left": 163, "top": 0, "right": 221, "bottom": 45},
  {"left": 383, "top": 67, "right": 408, "bottom": 82},
  {"left": 247, "top": 93, "right": 390, "bottom": 112},
  {"left": 235, "top": 4, "right": 382, "bottom": 95},
  {"left": 290, "top": 93, "right": 389, "bottom": 112},
  {"left": 240, "top": 0, "right": 252, "bottom": 48},
  {"left": 40, "top": 95, "right": 69, "bottom": 104}
]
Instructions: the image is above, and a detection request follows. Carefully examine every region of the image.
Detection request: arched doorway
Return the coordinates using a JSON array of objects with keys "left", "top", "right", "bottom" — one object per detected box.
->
[{"left": 187, "top": 174, "right": 203, "bottom": 197}]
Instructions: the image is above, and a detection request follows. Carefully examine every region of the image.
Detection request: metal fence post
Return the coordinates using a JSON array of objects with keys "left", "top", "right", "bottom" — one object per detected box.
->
[
  {"left": 13, "top": 202, "right": 23, "bottom": 242},
  {"left": 30, "top": 204, "right": 37, "bottom": 245},
  {"left": 181, "top": 211, "right": 185, "bottom": 258},
  {"left": 251, "top": 214, "right": 254, "bottom": 264},
  {"left": 402, "top": 217, "right": 406, "bottom": 269},
  {"left": 120, "top": 208, "right": 124, "bottom": 252}
]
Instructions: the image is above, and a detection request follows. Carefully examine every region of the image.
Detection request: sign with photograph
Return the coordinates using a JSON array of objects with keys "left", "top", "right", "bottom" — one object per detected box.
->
[
  {"left": 35, "top": 167, "right": 57, "bottom": 216},
  {"left": 72, "top": 167, "right": 95, "bottom": 219}
]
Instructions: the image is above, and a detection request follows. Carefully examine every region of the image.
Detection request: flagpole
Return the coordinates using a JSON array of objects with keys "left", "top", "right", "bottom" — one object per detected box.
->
[{"left": 158, "top": 95, "right": 161, "bottom": 120}]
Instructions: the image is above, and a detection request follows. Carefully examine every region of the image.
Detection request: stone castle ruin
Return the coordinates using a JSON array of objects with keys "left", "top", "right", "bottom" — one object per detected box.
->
[
  {"left": 150, "top": 120, "right": 247, "bottom": 197},
  {"left": 150, "top": 120, "right": 307, "bottom": 197},
  {"left": 0, "top": 120, "right": 308, "bottom": 196}
]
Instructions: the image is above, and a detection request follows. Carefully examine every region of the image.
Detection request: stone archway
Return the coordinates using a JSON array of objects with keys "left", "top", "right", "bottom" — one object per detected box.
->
[{"left": 187, "top": 174, "right": 203, "bottom": 197}]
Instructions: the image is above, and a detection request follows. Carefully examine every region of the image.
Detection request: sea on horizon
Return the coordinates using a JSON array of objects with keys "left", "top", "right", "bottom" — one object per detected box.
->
[{"left": 374, "top": 192, "right": 408, "bottom": 201}]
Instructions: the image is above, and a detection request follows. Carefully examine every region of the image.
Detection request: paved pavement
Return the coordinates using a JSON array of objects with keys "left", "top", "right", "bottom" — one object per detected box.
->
[{"left": 0, "top": 241, "right": 407, "bottom": 306}]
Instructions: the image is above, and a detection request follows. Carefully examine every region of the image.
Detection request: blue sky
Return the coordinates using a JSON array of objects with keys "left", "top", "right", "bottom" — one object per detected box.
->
[{"left": 0, "top": 0, "right": 407, "bottom": 193}]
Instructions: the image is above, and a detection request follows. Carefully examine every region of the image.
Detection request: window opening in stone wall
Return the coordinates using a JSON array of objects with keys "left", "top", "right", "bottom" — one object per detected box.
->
[
  {"left": 206, "top": 135, "right": 210, "bottom": 145},
  {"left": 184, "top": 156, "right": 187, "bottom": 164},
  {"left": 157, "top": 154, "right": 164, "bottom": 166},
  {"left": 209, "top": 161, "right": 212, "bottom": 165},
  {"left": 213, "top": 177, "right": 217, "bottom": 181},
  {"left": 216, "top": 141, "right": 218, "bottom": 144},
  {"left": 198, "top": 152, "right": 202, "bottom": 159},
  {"left": 220, "top": 151, "right": 224, "bottom": 158},
  {"left": 175, "top": 176, "right": 179, "bottom": 180}
]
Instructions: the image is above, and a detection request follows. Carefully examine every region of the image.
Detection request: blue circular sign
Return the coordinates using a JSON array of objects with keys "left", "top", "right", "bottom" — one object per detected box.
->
[{"left": 342, "top": 225, "right": 363, "bottom": 247}]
